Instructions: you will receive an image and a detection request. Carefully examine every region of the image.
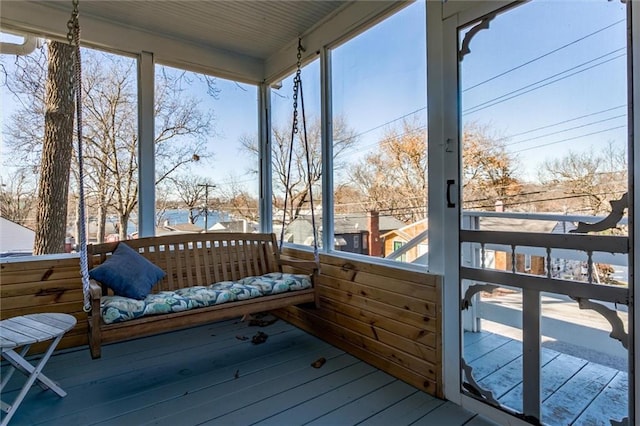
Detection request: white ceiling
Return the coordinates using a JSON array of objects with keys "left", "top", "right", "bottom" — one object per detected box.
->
[
  {"left": 1, "top": 1, "right": 406, "bottom": 82},
  {"left": 40, "top": 1, "right": 347, "bottom": 60}
]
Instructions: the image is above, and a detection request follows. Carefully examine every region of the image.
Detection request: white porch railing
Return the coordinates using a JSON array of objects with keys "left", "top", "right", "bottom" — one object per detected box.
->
[{"left": 459, "top": 210, "right": 629, "bottom": 422}]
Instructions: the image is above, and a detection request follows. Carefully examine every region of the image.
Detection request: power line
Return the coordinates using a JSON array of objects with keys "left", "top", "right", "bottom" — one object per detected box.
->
[
  {"left": 511, "top": 125, "right": 626, "bottom": 154},
  {"left": 498, "top": 105, "right": 626, "bottom": 141},
  {"left": 334, "top": 106, "right": 426, "bottom": 145},
  {"left": 342, "top": 125, "right": 427, "bottom": 158},
  {"left": 466, "top": 189, "right": 627, "bottom": 210},
  {"left": 463, "top": 19, "right": 625, "bottom": 92},
  {"left": 463, "top": 49, "right": 625, "bottom": 115},
  {"left": 505, "top": 114, "right": 626, "bottom": 147},
  {"left": 331, "top": 24, "right": 627, "bottom": 156}
]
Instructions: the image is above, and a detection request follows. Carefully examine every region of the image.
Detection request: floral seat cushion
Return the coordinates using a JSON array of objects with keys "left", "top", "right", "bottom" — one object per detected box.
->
[{"left": 100, "top": 273, "right": 311, "bottom": 324}]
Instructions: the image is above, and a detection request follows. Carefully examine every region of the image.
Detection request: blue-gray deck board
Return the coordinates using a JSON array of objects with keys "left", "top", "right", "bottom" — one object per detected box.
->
[
  {"left": 2, "top": 318, "right": 479, "bottom": 426},
  {"left": 464, "top": 331, "right": 628, "bottom": 425}
]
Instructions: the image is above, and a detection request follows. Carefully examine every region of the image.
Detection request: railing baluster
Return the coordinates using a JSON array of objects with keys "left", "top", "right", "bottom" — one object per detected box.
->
[
  {"left": 523, "top": 288, "right": 541, "bottom": 421},
  {"left": 587, "top": 251, "right": 594, "bottom": 284},
  {"left": 511, "top": 245, "right": 516, "bottom": 273},
  {"left": 546, "top": 247, "right": 552, "bottom": 278},
  {"left": 481, "top": 243, "right": 486, "bottom": 269}
]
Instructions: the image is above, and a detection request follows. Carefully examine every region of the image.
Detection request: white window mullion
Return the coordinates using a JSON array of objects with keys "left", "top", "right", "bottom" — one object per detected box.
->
[
  {"left": 137, "top": 51, "right": 155, "bottom": 237},
  {"left": 259, "top": 83, "right": 273, "bottom": 233},
  {"left": 320, "top": 47, "right": 333, "bottom": 253},
  {"left": 631, "top": 2, "right": 639, "bottom": 423},
  {"left": 427, "top": 0, "right": 462, "bottom": 403}
]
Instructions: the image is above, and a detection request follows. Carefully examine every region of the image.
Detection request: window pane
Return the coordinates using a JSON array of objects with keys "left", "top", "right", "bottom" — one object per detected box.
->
[
  {"left": 330, "top": 1, "right": 427, "bottom": 265},
  {"left": 460, "top": 1, "right": 628, "bottom": 223},
  {"left": 271, "top": 59, "right": 322, "bottom": 247},
  {"left": 153, "top": 65, "right": 258, "bottom": 235},
  {"left": 459, "top": 1, "right": 629, "bottom": 422},
  {"left": 1, "top": 38, "right": 138, "bottom": 254}
]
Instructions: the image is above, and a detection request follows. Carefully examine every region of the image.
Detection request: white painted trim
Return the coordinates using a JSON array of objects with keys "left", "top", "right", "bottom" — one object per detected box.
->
[
  {"left": 320, "top": 47, "right": 334, "bottom": 253},
  {"left": 522, "top": 289, "right": 541, "bottom": 419},
  {"left": 426, "top": 2, "right": 446, "bottom": 276},
  {"left": 631, "top": 0, "right": 639, "bottom": 422},
  {"left": 0, "top": 2, "right": 264, "bottom": 84},
  {"left": 442, "top": 11, "right": 463, "bottom": 401},
  {"left": 428, "top": 0, "right": 464, "bottom": 402},
  {"left": 0, "top": 253, "right": 79, "bottom": 264},
  {"left": 138, "top": 52, "right": 155, "bottom": 238},
  {"left": 0, "top": 34, "right": 41, "bottom": 55},
  {"left": 259, "top": 84, "right": 273, "bottom": 234},
  {"left": 443, "top": 0, "right": 520, "bottom": 21},
  {"left": 264, "top": 1, "right": 410, "bottom": 84}
]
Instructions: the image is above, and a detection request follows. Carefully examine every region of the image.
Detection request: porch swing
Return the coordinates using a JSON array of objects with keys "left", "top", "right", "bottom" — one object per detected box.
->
[{"left": 68, "top": 2, "right": 319, "bottom": 359}]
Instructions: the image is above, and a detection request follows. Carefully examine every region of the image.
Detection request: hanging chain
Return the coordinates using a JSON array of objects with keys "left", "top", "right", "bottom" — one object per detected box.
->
[
  {"left": 278, "top": 38, "right": 319, "bottom": 263},
  {"left": 67, "top": 0, "right": 91, "bottom": 312},
  {"left": 66, "top": 0, "right": 79, "bottom": 46},
  {"left": 279, "top": 39, "right": 304, "bottom": 249},
  {"left": 291, "top": 39, "right": 303, "bottom": 135},
  {"left": 66, "top": 0, "right": 79, "bottom": 100}
]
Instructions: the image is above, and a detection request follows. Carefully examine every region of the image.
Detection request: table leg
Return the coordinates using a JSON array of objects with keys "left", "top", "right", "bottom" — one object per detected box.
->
[
  {"left": 0, "top": 346, "right": 30, "bottom": 393},
  {"left": 0, "top": 334, "right": 66, "bottom": 426},
  {"left": 1, "top": 349, "right": 62, "bottom": 394}
]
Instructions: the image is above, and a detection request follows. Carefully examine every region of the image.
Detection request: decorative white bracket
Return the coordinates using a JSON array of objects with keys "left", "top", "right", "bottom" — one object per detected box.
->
[
  {"left": 571, "top": 297, "right": 629, "bottom": 349},
  {"left": 570, "top": 193, "right": 628, "bottom": 234},
  {"left": 461, "top": 283, "right": 498, "bottom": 310},
  {"left": 459, "top": 13, "right": 497, "bottom": 61},
  {"left": 461, "top": 358, "right": 500, "bottom": 407}
]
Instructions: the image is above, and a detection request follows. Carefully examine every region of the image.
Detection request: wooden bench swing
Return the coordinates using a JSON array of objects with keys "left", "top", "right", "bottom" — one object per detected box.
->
[
  {"left": 87, "top": 233, "right": 318, "bottom": 359},
  {"left": 67, "top": 3, "right": 320, "bottom": 358}
]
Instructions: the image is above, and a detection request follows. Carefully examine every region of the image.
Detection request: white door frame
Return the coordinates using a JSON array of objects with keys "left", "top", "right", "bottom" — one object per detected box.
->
[{"left": 430, "top": 1, "right": 638, "bottom": 424}]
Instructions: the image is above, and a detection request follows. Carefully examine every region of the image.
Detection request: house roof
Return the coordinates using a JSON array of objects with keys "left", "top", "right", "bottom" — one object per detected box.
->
[
  {"left": 289, "top": 213, "right": 406, "bottom": 234},
  {"left": 381, "top": 218, "right": 428, "bottom": 240},
  {"left": 209, "top": 220, "right": 258, "bottom": 233},
  {"left": 478, "top": 217, "right": 570, "bottom": 234},
  {"left": 0, "top": 216, "right": 35, "bottom": 254},
  {"left": 167, "top": 223, "right": 204, "bottom": 233}
]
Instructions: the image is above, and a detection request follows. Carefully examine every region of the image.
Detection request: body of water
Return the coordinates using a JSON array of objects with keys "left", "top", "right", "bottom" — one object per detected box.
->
[
  {"left": 160, "top": 209, "right": 230, "bottom": 229},
  {"left": 115, "top": 209, "right": 231, "bottom": 235}
]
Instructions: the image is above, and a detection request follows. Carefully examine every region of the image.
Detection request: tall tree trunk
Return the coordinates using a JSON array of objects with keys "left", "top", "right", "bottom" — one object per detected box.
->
[
  {"left": 97, "top": 204, "right": 107, "bottom": 243},
  {"left": 33, "top": 41, "right": 75, "bottom": 255},
  {"left": 119, "top": 213, "right": 129, "bottom": 240}
]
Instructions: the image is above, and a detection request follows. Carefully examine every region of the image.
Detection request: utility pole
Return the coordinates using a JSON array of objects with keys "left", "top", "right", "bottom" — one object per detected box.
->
[{"left": 197, "top": 183, "right": 216, "bottom": 231}]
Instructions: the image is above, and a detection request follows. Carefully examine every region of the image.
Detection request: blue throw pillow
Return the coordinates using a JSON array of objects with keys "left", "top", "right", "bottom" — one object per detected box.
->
[{"left": 89, "top": 242, "right": 166, "bottom": 300}]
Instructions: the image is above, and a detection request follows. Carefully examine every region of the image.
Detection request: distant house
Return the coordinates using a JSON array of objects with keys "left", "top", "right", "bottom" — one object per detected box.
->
[
  {"left": 0, "top": 217, "right": 35, "bottom": 256},
  {"left": 130, "top": 221, "right": 204, "bottom": 238},
  {"left": 381, "top": 218, "right": 428, "bottom": 262},
  {"left": 478, "top": 216, "right": 581, "bottom": 278},
  {"left": 287, "top": 211, "right": 406, "bottom": 256},
  {"left": 209, "top": 219, "right": 258, "bottom": 233}
]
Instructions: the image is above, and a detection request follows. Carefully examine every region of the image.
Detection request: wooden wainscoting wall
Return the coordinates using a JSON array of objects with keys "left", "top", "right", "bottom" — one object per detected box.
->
[
  {"left": 278, "top": 248, "right": 443, "bottom": 398},
  {"left": 0, "top": 256, "right": 87, "bottom": 352}
]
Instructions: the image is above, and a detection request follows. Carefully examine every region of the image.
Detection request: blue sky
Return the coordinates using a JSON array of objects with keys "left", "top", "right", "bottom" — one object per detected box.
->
[{"left": 460, "top": 0, "right": 627, "bottom": 181}]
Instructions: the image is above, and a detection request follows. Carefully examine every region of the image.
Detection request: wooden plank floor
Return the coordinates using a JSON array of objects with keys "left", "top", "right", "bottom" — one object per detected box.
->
[
  {"left": 1, "top": 318, "right": 493, "bottom": 426},
  {"left": 463, "top": 331, "right": 628, "bottom": 425}
]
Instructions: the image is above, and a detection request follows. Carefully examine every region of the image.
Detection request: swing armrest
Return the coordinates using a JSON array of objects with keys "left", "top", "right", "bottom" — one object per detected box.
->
[{"left": 89, "top": 279, "right": 103, "bottom": 300}]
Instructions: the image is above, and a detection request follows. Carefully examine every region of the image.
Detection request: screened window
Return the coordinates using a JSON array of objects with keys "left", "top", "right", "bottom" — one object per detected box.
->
[
  {"left": 329, "top": 1, "right": 427, "bottom": 266},
  {"left": 1, "top": 35, "right": 138, "bottom": 254},
  {"left": 153, "top": 64, "right": 258, "bottom": 236}
]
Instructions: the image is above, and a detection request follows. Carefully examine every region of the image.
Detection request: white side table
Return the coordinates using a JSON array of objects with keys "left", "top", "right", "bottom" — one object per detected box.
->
[{"left": 0, "top": 313, "right": 76, "bottom": 426}]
